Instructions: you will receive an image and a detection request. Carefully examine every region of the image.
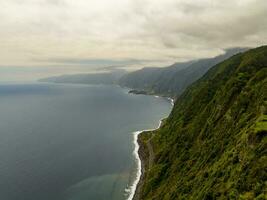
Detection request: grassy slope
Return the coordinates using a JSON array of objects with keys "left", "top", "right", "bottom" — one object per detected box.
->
[{"left": 139, "top": 46, "right": 267, "bottom": 200}]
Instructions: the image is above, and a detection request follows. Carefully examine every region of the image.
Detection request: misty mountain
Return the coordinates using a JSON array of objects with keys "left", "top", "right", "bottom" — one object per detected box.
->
[
  {"left": 39, "top": 69, "right": 126, "bottom": 85},
  {"left": 119, "top": 48, "right": 249, "bottom": 97}
]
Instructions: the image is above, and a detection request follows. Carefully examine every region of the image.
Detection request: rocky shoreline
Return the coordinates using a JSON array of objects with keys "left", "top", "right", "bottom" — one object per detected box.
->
[
  {"left": 126, "top": 94, "right": 174, "bottom": 200},
  {"left": 128, "top": 90, "right": 150, "bottom": 95},
  {"left": 133, "top": 132, "right": 151, "bottom": 200}
]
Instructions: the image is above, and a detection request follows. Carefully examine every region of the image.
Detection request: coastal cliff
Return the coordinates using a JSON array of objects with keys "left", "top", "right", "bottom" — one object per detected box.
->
[
  {"left": 135, "top": 46, "right": 267, "bottom": 199},
  {"left": 119, "top": 48, "right": 248, "bottom": 97}
]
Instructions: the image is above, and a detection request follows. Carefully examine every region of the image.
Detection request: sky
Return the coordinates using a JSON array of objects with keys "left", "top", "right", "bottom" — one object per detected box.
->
[{"left": 0, "top": 0, "right": 266, "bottom": 81}]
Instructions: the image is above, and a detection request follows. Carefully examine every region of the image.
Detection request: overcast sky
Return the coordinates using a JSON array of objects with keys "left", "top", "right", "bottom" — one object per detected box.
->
[{"left": 0, "top": 0, "right": 266, "bottom": 80}]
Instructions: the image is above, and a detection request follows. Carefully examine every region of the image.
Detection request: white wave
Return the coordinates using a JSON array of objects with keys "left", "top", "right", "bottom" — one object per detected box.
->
[
  {"left": 125, "top": 119, "right": 163, "bottom": 200},
  {"left": 125, "top": 131, "right": 142, "bottom": 200},
  {"left": 168, "top": 97, "right": 175, "bottom": 106},
  {"left": 125, "top": 97, "right": 174, "bottom": 200}
]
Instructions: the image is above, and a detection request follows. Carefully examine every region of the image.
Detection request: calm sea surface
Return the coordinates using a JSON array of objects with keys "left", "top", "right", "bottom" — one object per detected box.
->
[{"left": 0, "top": 83, "right": 172, "bottom": 200}]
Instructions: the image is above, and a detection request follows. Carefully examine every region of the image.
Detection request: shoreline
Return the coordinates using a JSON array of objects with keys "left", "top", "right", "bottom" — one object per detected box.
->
[
  {"left": 125, "top": 120, "right": 163, "bottom": 200},
  {"left": 126, "top": 96, "right": 174, "bottom": 200}
]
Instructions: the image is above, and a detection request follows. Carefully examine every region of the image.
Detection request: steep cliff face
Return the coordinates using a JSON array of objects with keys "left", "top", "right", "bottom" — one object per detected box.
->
[
  {"left": 139, "top": 46, "right": 267, "bottom": 200},
  {"left": 119, "top": 48, "right": 248, "bottom": 97}
]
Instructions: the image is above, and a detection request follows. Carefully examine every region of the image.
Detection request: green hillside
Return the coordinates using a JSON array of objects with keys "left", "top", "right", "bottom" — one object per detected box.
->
[
  {"left": 138, "top": 46, "right": 267, "bottom": 200},
  {"left": 119, "top": 48, "right": 248, "bottom": 97}
]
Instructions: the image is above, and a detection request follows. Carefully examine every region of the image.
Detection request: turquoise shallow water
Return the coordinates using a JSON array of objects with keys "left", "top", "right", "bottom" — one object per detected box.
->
[{"left": 0, "top": 83, "right": 172, "bottom": 200}]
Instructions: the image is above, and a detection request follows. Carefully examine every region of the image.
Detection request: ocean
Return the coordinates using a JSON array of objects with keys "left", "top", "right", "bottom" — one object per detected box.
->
[{"left": 0, "top": 83, "right": 172, "bottom": 200}]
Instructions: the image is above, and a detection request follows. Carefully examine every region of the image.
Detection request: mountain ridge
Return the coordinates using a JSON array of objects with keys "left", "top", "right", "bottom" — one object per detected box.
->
[
  {"left": 119, "top": 48, "right": 249, "bottom": 97},
  {"left": 136, "top": 45, "right": 267, "bottom": 200}
]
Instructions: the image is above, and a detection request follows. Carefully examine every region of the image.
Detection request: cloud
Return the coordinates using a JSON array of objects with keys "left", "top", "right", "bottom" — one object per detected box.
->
[{"left": 0, "top": 0, "right": 266, "bottom": 80}]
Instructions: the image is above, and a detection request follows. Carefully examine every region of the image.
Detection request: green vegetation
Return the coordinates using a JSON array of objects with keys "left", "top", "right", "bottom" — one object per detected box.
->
[
  {"left": 138, "top": 46, "right": 267, "bottom": 200},
  {"left": 119, "top": 48, "right": 248, "bottom": 97}
]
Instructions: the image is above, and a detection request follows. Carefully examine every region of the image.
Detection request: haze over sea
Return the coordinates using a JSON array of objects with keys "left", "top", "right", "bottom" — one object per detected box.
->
[{"left": 0, "top": 83, "right": 172, "bottom": 200}]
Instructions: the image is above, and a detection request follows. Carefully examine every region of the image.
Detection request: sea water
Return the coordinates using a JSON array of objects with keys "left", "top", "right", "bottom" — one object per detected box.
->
[{"left": 0, "top": 83, "right": 172, "bottom": 200}]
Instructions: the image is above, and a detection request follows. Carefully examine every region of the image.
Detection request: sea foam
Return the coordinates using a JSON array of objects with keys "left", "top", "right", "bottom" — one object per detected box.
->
[{"left": 125, "top": 97, "right": 174, "bottom": 200}]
